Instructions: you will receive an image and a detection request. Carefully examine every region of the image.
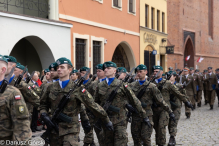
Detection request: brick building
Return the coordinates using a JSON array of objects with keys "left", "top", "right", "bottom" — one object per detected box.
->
[{"left": 167, "top": 0, "right": 219, "bottom": 71}]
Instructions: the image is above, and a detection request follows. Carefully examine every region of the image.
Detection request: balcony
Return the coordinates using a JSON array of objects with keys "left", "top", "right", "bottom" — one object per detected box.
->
[{"left": 0, "top": 0, "right": 49, "bottom": 19}]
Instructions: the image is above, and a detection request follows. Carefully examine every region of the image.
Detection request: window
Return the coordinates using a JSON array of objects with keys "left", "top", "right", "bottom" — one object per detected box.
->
[
  {"left": 151, "top": 7, "right": 154, "bottom": 29},
  {"left": 76, "top": 39, "right": 86, "bottom": 69},
  {"left": 129, "top": 0, "right": 135, "bottom": 14},
  {"left": 157, "top": 10, "right": 160, "bottom": 31},
  {"left": 113, "top": 0, "right": 121, "bottom": 8},
  {"left": 93, "top": 41, "right": 101, "bottom": 73},
  {"left": 145, "top": 5, "right": 149, "bottom": 27},
  {"left": 208, "top": 0, "right": 213, "bottom": 38},
  {"left": 162, "top": 12, "right": 165, "bottom": 33}
]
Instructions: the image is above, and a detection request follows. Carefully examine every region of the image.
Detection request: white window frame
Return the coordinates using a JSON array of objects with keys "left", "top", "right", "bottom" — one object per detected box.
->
[
  {"left": 93, "top": 0, "right": 103, "bottom": 4},
  {"left": 91, "top": 36, "right": 105, "bottom": 74},
  {"left": 73, "top": 33, "right": 89, "bottom": 69},
  {"left": 128, "top": 0, "right": 136, "bottom": 16},
  {"left": 112, "top": 0, "right": 122, "bottom": 11}
]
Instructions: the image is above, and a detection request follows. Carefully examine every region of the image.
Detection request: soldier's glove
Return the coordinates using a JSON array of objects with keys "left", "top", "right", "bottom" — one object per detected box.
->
[
  {"left": 40, "top": 113, "right": 56, "bottom": 130},
  {"left": 169, "top": 112, "right": 176, "bottom": 123},
  {"left": 81, "top": 120, "right": 91, "bottom": 133},
  {"left": 125, "top": 104, "right": 138, "bottom": 113},
  {"left": 105, "top": 121, "right": 114, "bottom": 131},
  {"left": 184, "top": 101, "right": 194, "bottom": 110},
  {"left": 143, "top": 117, "right": 151, "bottom": 128}
]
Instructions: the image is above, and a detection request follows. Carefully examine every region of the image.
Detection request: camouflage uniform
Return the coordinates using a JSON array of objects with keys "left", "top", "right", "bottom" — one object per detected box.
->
[
  {"left": 0, "top": 85, "right": 31, "bottom": 142},
  {"left": 168, "top": 83, "right": 188, "bottom": 137},
  {"left": 94, "top": 78, "right": 147, "bottom": 146},
  {"left": 130, "top": 80, "right": 172, "bottom": 146},
  {"left": 40, "top": 81, "right": 110, "bottom": 146},
  {"left": 197, "top": 75, "right": 204, "bottom": 106},
  {"left": 153, "top": 79, "right": 188, "bottom": 146},
  {"left": 10, "top": 78, "right": 40, "bottom": 121}
]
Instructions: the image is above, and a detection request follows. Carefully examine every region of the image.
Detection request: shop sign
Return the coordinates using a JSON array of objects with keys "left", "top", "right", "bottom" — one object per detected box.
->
[
  {"left": 166, "top": 46, "right": 175, "bottom": 54},
  {"left": 144, "top": 32, "right": 157, "bottom": 45}
]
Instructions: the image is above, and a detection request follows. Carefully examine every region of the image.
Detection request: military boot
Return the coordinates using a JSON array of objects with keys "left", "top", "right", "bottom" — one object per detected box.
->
[
  {"left": 90, "top": 142, "right": 96, "bottom": 146},
  {"left": 186, "top": 113, "right": 190, "bottom": 119},
  {"left": 210, "top": 105, "right": 213, "bottom": 110},
  {"left": 168, "top": 136, "right": 176, "bottom": 146}
]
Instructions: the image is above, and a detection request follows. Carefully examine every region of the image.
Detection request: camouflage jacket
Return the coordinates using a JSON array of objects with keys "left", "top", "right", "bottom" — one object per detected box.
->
[
  {"left": 153, "top": 79, "right": 188, "bottom": 111},
  {"left": 40, "top": 80, "right": 109, "bottom": 136},
  {"left": 130, "top": 80, "right": 172, "bottom": 117},
  {"left": 0, "top": 85, "right": 31, "bottom": 141},
  {"left": 10, "top": 77, "right": 40, "bottom": 113},
  {"left": 94, "top": 78, "right": 147, "bottom": 125},
  {"left": 170, "top": 83, "right": 188, "bottom": 109},
  {"left": 27, "top": 81, "right": 42, "bottom": 96}
]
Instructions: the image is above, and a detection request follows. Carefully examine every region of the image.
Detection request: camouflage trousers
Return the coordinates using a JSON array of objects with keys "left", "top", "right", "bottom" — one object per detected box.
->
[
  {"left": 168, "top": 107, "right": 181, "bottom": 137},
  {"left": 50, "top": 132, "right": 79, "bottom": 146},
  {"left": 83, "top": 118, "right": 94, "bottom": 144},
  {"left": 94, "top": 126, "right": 105, "bottom": 146},
  {"left": 153, "top": 109, "right": 169, "bottom": 145},
  {"left": 197, "top": 90, "right": 203, "bottom": 103},
  {"left": 131, "top": 116, "right": 153, "bottom": 146},
  {"left": 103, "top": 120, "right": 128, "bottom": 146},
  {"left": 207, "top": 90, "right": 216, "bottom": 106}
]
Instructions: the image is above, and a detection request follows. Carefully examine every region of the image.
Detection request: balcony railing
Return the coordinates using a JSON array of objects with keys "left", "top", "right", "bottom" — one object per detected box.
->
[{"left": 0, "top": 0, "right": 49, "bottom": 18}]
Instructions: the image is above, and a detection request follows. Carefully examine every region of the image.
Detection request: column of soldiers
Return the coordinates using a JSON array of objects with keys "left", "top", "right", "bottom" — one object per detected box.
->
[{"left": 5, "top": 54, "right": 219, "bottom": 146}]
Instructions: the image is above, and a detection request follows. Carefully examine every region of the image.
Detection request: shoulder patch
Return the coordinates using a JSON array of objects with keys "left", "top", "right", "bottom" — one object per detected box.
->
[
  {"left": 125, "top": 84, "right": 128, "bottom": 88},
  {"left": 28, "top": 86, "right": 31, "bottom": 90},
  {"left": 15, "top": 95, "right": 21, "bottom": 100},
  {"left": 19, "top": 106, "right": 24, "bottom": 113},
  {"left": 32, "top": 85, "right": 36, "bottom": 88}
]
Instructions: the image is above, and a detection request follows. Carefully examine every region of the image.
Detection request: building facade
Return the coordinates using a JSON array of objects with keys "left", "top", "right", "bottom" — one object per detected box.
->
[
  {"left": 140, "top": 0, "right": 168, "bottom": 74},
  {"left": 59, "top": 0, "right": 140, "bottom": 73},
  {"left": 167, "top": 0, "right": 219, "bottom": 71},
  {"left": 0, "top": 0, "right": 72, "bottom": 72}
]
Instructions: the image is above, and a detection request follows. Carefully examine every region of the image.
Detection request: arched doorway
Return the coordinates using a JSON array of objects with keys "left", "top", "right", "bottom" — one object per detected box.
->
[
  {"left": 144, "top": 45, "right": 155, "bottom": 76},
  {"left": 184, "top": 38, "right": 194, "bottom": 67},
  {"left": 112, "top": 42, "right": 136, "bottom": 72},
  {"left": 10, "top": 36, "right": 55, "bottom": 73}
]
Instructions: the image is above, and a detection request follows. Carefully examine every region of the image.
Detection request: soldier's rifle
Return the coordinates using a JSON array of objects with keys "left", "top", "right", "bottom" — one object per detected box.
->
[
  {"left": 14, "top": 66, "right": 27, "bottom": 87},
  {"left": 94, "top": 67, "right": 135, "bottom": 131},
  {"left": 25, "top": 71, "right": 35, "bottom": 84},
  {"left": 91, "top": 74, "right": 97, "bottom": 81},
  {"left": 40, "top": 69, "right": 90, "bottom": 144},
  {"left": 128, "top": 74, "right": 137, "bottom": 83},
  {"left": 158, "top": 72, "right": 174, "bottom": 91},
  {"left": 0, "top": 67, "right": 15, "bottom": 93}
]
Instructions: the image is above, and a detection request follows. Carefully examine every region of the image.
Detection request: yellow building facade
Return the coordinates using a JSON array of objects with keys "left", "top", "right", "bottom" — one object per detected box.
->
[{"left": 140, "top": 0, "right": 168, "bottom": 74}]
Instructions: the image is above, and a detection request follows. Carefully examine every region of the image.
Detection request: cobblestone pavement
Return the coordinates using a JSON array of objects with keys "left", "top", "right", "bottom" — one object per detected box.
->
[{"left": 32, "top": 97, "right": 219, "bottom": 146}]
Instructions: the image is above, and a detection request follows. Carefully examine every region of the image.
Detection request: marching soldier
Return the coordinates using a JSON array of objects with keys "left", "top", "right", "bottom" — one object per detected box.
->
[
  {"left": 94, "top": 61, "right": 150, "bottom": 146},
  {"left": 116, "top": 67, "right": 127, "bottom": 80},
  {"left": 40, "top": 58, "right": 113, "bottom": 146},
  {"left": 175, "top": 69, "right": 181, "bottom": 83},
  {"left": 182, "top": 67, "right": 196, "bottom": 118},
  {"left": 129, "top": 64, "right": 174, "bottom": 146},
  {"left": 0, "top": 55, "right": 31, "bottom": 142},
  {"left": 152, "top": 66, "right": 191, "bottom": 146},
  {"left": 195, "top": 69, "right": 204, "bottom": 107},
  {"left": 215, "top": 68, "right": 219, "bottom": 107},
  {"left": 167, "top": 71, "right": 192, "bottom": 146},
  {"left": 189, "top": 67, "right": 199, "bottom": 108},
  {"left": 70, "top": 69, "right": 80, "bottom": 83},
  {"left": 204, "top": 67, "right": 218, "bottom": 110},
  {"left": 203, "top": 70, "right": 209, "bottom": 105},
  {"left": 79, "top": 66, "right": 96, "bottom": 146},
  {"left": 40, "top": 69, "right": 52, "bottom": 89}
]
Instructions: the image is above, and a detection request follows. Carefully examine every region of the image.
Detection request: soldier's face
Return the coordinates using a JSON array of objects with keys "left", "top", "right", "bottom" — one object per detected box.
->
[
  {"left": 71, "top": 73, "right": 78, "bottom": 81},
  {"left": 190, "top": 70, "right": 194, "bottom": 74},
  {"left": 137, "top": 70, "right": 147, "bottom": 80},
  {"left": 57, "top": 64, "right": 72, "bottom": 79},
  {"left": 104, "top": 67, "right": 116, "bottom": 78},
  {"left": 6, "top": 62, "right": 16, "bottom": 76},
  {"left": 80, "top": 71, "right": 89, "bottom": 80},
  {"left": 216, "top": 71, "right": 219, "bottom": 74},
  {"left": 14, "top": 68, "right": 23, "bottom": 77},
  {"left": 50, "top": 68, "right": 58, "bottom": 79},
  {"left": 96, "top": 69, "right": 105, "bottom": 79},
  {"left": 208, "top": 69, "right": 212, "bottom": 73},
  {"left": 184, "top": 71, "right": 189, "bottom": 75},
  {"left": 45, "top": 72, "right": 51, "bottom": 81},
  {"left": 118, "top": 73, "right": 126, "bottom": 80},
  {"left": 154, "top": 69, "right": 162, "bottom": 78}
]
